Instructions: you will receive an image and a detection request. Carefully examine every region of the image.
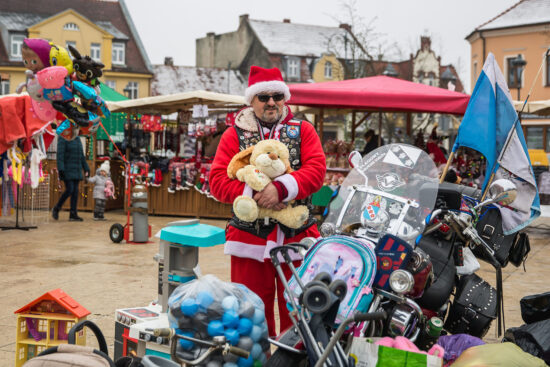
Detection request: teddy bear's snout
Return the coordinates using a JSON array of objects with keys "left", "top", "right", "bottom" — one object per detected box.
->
[{"left": 268, "top": 152, "right": 278, "bottom": 160}]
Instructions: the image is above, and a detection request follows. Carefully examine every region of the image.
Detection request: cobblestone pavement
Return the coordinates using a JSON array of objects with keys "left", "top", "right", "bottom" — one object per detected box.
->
[{"left": 1, "top": 210, "right": 549, "bottom": 366}]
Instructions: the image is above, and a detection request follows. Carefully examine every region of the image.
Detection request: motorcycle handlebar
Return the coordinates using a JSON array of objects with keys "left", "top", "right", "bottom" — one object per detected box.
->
[
  {"left": 353, "top": 311, "right": 387, "bottom": 323},
  {"left": 228, "top": 346, "right": 250, "bottom": 359}
]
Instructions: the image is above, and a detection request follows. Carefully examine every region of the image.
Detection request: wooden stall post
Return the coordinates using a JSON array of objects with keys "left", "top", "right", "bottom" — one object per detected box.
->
[
  {"left": 378, "top": 111, "right": 382, "bottom": 146},
  {"left": 351, "top": 111, "right": 356, "bottom": 142},
  {"left": 406, "top": 112, "right": 412, "bottom": 137},
  {"left": 319, "top": 108, "right": 324, "bottom": 142}
]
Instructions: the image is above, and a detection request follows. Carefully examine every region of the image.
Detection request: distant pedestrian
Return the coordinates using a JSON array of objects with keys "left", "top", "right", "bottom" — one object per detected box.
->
[
  {"left": 52, "top": 137, "right": 89, "bottom": 221},
  {"left": 361, "top": 129, "right": 385, "bottom": 156},
  {"left": 87, "top": 160, "right": 111, "bottom": 220}
]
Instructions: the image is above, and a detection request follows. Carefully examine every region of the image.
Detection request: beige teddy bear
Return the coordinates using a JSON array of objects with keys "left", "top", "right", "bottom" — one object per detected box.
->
[{"left": 227, "top": 139, "right": 309, "bottom": 229}]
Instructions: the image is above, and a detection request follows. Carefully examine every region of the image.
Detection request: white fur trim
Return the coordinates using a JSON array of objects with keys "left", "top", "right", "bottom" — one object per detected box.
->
[
  {"left": 225, "top": 241, "right": 266, "bottom": 262},
  {"left": 274, "top": 174, "right": 299, "bottom": 202},
  {"left": 245, "top": 80, "right": 291, "bottom": 105},
  {"left": 224, "top": 227, "right": 303, "bottom": 262}
]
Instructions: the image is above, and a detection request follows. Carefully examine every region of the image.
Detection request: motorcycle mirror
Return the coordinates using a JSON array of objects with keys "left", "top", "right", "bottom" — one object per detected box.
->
[
  {"left": 474, "top": 179, "right": 517, "bottom": 210},
  {"left": 348, "top": 151, "right": 362, "bottom": 169},
  {"left": 488, "top": 179, "right": 517, "bottom": 206}
]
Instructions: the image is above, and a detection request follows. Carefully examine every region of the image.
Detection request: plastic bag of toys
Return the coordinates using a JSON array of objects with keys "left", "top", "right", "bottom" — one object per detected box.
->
[{"left": 167, "top": 274, "right": 269, "bottom": 366}]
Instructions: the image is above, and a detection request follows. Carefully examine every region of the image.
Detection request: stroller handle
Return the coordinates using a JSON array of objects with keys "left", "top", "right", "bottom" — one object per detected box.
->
[{"left": 269, "top": 245, "right": 301, "bottom": 266}]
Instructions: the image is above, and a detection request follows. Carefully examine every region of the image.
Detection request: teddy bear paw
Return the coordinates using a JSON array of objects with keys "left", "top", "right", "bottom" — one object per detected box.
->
[{"left": 233, "top": 196, "right": 259, "bottom": 222}]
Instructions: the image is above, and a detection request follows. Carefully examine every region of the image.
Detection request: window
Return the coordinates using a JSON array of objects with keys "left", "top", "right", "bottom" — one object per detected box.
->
[
  {"left": 66, "top": 41, "right": 76, "bottom": 50},
  {"left": 112, "top": 42, "right": 125, "bottom": 65},
  {"left": 287, "top": 58, "right": 300, "bottom": 79},
  {"left": 91, "top": 43, "right": 101, "bottom": 61},
  {"left": 324, "top": 61, "right": 333, "bottom": 79},
  {"left": 105, "top": 80, "right": 116, "bottom": 90},
  {"left": 526, "top": 127, "right": 543, "bottom": 149},
  {"left": 506, "top": 56, "right": 525, "bottom": 89},
  {"left": 10, "top": 34, "right": 24, "bottom": 60},
  {"left": 1, "top": 80, "right": 9, "bottom": 95},
  {"left": 63, "top": 22, "right": 80, "bottom": 31},
  {"left": 546, "top": 53, "right": 550, "bottom": 86},
  {"left": 125, "top": 82, "right": 138, "bottom": 99},
  {"left": 473, "top": 61, "right": 478, "bottom": 83},
  {"left": 427, "top": 72, "right": 435, "bottom": 86}
]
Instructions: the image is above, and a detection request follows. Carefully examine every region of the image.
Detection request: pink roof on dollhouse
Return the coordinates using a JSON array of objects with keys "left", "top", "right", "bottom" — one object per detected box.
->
[{"left": 14, "top": 288, "right": 90, "bottom": 319}]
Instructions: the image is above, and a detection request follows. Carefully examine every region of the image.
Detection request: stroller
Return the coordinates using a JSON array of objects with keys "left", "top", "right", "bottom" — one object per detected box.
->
[{"left": 266, "top": 235, "right": 381, "bottom": 367}]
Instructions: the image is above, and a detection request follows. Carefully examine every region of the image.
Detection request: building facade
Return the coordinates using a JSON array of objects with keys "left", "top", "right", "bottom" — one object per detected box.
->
[
  {"left": 466, "top": 0, "right": 550, "bottom": 151},
  {"left": 196, "top": 14, "right": 355, "bottom": 83},
  {"left": 0, "top": 0, "right": 152, "bottom": 99},
  {"left": 152, "top": 57, "right": 247, "bottom": 96}
]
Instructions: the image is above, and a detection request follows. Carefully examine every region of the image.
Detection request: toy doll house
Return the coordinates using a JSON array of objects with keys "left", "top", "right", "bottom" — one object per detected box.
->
[{"left": 14, "top": 288, "right": 90, "bottom": 367}]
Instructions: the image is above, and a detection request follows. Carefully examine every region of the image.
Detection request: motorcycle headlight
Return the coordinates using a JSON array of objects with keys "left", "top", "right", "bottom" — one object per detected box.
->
[
  {"left": 320, "top": 222, "right": 336, "bottom": 237},
  {"left": 389, "top": 270, "right": 415, "bottom": 294}
]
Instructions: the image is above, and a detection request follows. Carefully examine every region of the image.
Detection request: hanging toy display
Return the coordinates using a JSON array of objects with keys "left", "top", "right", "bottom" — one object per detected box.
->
[
  {"left": 17, "top": 39, "right": 58, "bottom": 122},
  {"left": 16, "top": 39, "right": 110, "bottom": 142}
]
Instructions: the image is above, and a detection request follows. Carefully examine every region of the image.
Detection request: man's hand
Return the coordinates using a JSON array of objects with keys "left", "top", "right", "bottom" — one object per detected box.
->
[
  {"left": 85, "top": 171, "right": 89, "bottom": 177},
  {"left": 254, "top": 182, "right": 286, "bottom": 210}
]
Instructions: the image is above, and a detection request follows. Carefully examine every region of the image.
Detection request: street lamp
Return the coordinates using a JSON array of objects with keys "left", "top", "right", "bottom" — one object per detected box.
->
[{"left": 511, "top": 54, "right": 527, "bottom": 100}]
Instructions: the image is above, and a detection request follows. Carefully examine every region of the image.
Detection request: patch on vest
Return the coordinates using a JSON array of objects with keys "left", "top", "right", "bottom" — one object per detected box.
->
[{"left": 287, "top": 125, "right": 300, "bottom": 138}]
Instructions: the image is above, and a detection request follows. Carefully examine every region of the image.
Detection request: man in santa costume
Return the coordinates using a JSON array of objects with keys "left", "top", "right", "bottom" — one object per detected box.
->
[{"left": 210, "top": 66, "right": 326, "bottom": 336}]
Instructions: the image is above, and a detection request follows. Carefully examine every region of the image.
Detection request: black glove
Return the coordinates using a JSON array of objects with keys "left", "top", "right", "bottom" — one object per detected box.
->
[{"left": 58, "top": 170, "right": 65, "bottom": 181}]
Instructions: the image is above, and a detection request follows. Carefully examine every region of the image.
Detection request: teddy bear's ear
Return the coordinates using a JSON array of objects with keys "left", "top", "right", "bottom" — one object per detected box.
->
[{"left": 227, "top": 146, "right": 254, "bottom": 179}]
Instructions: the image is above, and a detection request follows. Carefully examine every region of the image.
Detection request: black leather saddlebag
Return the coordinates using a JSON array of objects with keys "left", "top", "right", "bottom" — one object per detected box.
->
[
  {"left": 417, "top": 234, "right": 456, "bottom": 311},
  {"left": 445, "top": 273, "right": 497, "bottom": 338},
  {"left": 472, "top": 207, "right": 516, "bottom": 267}
]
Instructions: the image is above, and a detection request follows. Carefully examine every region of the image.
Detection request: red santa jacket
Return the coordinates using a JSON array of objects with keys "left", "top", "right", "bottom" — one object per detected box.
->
[{"left": 210, "top": 106, "right": 326, "bottom": 261}]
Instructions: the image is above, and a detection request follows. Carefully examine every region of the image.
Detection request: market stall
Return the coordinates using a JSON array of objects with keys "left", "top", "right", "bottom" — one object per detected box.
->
[
  {"left": 106, "top": 90, "right": 246, "bottom": 218},
  {"left": 286, "top": 76, "right": 470, "bottom": 206},
  {"left": 288, "top": 75, "right": 470, "bottom": 141}
]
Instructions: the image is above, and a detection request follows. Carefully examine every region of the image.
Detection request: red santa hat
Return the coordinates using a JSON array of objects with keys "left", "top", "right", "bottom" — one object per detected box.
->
[{"left": 244, "top": 66, "right": 291, "bottom": 105}]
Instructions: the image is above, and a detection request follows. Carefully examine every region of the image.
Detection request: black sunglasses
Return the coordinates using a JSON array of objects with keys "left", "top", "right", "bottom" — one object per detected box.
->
[{"left": 257, "top": 93, "right": 285, "bottom": 103}]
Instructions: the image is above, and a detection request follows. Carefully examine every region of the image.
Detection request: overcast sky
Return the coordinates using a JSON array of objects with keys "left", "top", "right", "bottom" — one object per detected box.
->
[{"left": 125, "top": 0, "right": 519, "bottom": 93}]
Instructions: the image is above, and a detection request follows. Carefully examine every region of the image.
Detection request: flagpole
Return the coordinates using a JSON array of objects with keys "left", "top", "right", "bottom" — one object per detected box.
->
[
  {"left": 439, "top": 151, "right": 454, "bottom": 183},
  {"left": 481, "top": 47, "right": 550, "bottom": 200}
]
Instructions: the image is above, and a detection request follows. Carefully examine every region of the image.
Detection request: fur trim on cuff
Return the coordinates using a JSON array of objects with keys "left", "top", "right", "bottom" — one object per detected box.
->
[
  {"left": 274, "top": 174, "right": 298, "bottom": 202},
  {"left": 245, "top": 80, "right": 291, "bottom": 105}
]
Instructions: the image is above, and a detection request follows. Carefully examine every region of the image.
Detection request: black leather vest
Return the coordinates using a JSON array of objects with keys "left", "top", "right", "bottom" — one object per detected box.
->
[{"left": 229, "top": 119, "right": 316, "bottom": 239}]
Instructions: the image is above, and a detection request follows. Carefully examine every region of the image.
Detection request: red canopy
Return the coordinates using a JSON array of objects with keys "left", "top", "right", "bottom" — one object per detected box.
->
[{"left": 287, "top": 75, "right": 470, "bottom": 115}]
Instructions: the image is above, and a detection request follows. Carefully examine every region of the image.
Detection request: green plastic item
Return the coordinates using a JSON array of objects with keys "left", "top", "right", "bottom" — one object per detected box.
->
[
  {"left": 159, "top": 223, "right": 225, "bottom": 247},
  {"left": 376, "top": 345, "right": 427, "bottom": 367},
  {"left": 312, "top": 185, "right": 335, "bottom": 207}
]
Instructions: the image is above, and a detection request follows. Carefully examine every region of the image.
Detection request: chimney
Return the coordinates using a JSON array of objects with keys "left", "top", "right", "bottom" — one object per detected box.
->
[
  {"left": 339, "top": 23, "right": 351, "bottom": 32},
  {"left": 164, "top": 57, "right": 173, "bottom": 66},
  {"left": 283, "top": 18, "right": 291, "bottom": 23},
  {"left": 239, "top": 14, "right": 249, "bottom": 24},
  {"left": 207, "top": 32, "right": 215, "bottom": 37},
  {"left": 421, "top": 36, "right": 431, "bottom": 51}
]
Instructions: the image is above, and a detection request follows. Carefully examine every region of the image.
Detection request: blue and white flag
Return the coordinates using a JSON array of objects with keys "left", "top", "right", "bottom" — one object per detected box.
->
[{"left": 453, "top": 53, "right": 540, "bottom": 234}]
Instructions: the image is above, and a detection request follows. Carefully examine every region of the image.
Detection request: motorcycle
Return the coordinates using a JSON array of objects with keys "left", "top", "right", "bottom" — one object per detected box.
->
[
  {"left": 267, "top": 144, "right": 441, "bottom": 366},
  {"left": 417, "top": 178, "right": 519, "bottom": 337}
]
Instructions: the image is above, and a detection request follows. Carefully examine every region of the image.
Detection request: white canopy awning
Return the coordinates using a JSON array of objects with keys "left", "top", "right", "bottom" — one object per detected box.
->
[
  {"left": 514, "top": 99, "right": 550, "bottom": 116},
  {"left": 107, "top": 90, "right": 246, "bottom": 114}
]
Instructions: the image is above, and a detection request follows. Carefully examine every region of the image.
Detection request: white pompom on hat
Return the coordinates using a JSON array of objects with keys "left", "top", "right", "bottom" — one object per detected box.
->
[
  {"left": 244, "top": 66, "right": 291, "bottom": 105},
  {"left": 98, "top": 160, "right": 110, "bottom": 174}
]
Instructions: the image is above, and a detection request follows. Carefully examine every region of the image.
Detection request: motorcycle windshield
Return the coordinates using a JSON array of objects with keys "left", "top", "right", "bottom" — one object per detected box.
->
[{"left": 324, "top": 144, "right": 439, "bottom": 245}]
